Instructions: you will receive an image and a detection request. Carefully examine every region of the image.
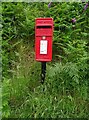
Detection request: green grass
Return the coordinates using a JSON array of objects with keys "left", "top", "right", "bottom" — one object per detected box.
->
[
  {"left": 2, "top": 2, "right": 89, "bottom": 119},
  {"left": 7, "top": 56, "right": 88, "bottom": 118}
]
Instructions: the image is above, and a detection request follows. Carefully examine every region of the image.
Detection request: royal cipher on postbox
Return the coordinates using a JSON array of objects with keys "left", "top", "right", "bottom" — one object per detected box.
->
[{"left": 35, "top": 18, "right": 54, "bottom": 62}]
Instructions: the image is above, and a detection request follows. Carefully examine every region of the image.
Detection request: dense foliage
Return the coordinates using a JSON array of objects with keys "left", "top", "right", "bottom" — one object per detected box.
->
[{"left": 1, "top": 2, "right": 89, "bottom": 118}]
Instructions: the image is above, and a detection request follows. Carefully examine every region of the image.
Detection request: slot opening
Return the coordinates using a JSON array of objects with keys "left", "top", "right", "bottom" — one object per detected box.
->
[{"left": 36, "top": 26, "right": 52, "bottom": 29}]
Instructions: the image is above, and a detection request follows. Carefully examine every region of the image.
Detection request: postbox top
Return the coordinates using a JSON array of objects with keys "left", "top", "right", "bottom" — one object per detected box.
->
[
  {"left": 36, "top": 18, "right": 53, "bottom": 20},
  {"left": 35, "top": 18, "right": 53, "bottom": 26}
]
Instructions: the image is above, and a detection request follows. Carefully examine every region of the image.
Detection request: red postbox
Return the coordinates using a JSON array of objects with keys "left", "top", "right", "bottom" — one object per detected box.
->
[{"left": 35, "top": 18, "right": 54, "bottom": 62}]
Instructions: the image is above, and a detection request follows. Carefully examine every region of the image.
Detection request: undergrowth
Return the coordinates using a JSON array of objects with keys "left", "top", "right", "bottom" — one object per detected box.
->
[{"left": 2, "top": 2, "right": 89, "bottom": 119}]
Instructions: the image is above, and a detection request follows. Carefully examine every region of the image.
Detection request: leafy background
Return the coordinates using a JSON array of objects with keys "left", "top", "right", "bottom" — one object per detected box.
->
[{"left": 1, "top": 2, "right": 89, "bottom": 118}]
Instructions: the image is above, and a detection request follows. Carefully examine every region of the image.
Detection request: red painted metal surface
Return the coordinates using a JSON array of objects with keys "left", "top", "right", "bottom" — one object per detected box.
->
[{"left": 35, "top": 18, "right": 54, "bottom": 62}]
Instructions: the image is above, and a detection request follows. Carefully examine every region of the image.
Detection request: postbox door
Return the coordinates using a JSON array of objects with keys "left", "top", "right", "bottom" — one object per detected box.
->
[{"left": 35, "top": 36, "right": 52, "bottom": 61}]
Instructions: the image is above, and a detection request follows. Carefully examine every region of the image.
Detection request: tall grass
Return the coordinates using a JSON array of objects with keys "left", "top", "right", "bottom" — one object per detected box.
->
[{"left": 2, "top": 2, "right": 89, "bottom": 119}]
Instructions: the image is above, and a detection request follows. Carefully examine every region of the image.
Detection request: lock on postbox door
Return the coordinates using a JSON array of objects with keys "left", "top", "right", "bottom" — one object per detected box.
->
[{"left": 35, "top": 18, "right": 54, "bottom": 62}]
